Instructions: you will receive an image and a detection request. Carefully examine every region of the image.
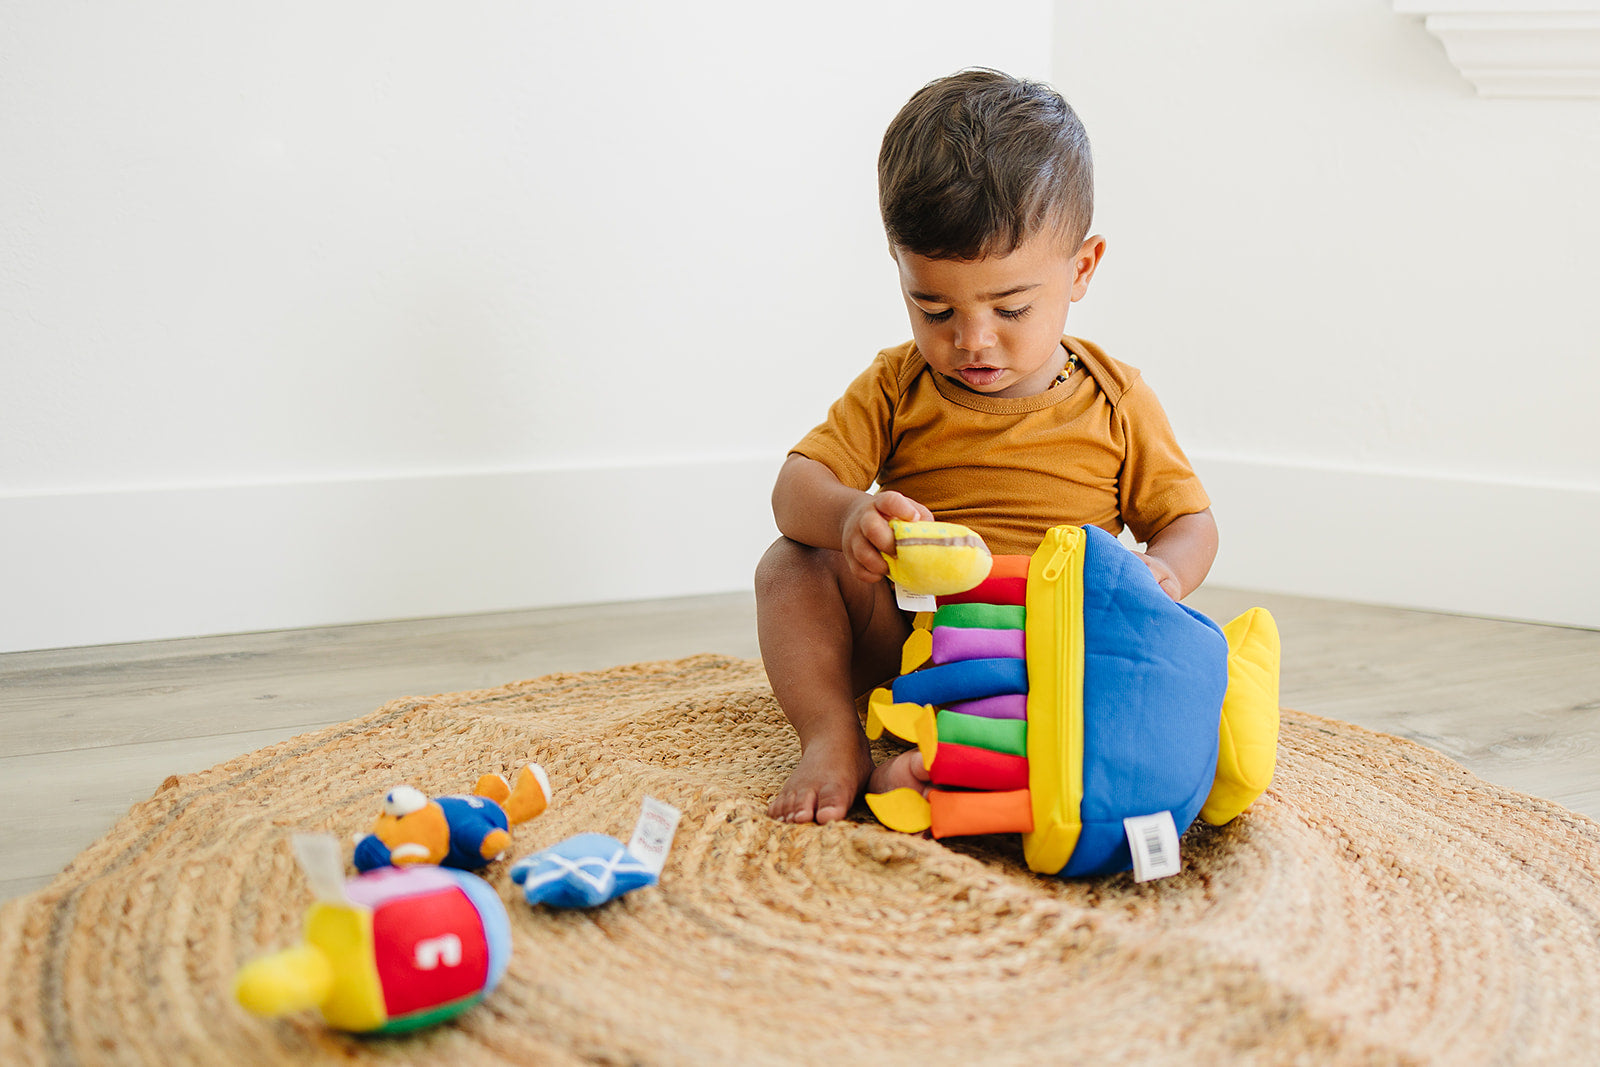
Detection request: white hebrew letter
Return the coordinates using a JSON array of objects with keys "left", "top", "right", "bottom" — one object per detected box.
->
[{"left": 413, "top": 933, "right": 463, "bottom": 970}]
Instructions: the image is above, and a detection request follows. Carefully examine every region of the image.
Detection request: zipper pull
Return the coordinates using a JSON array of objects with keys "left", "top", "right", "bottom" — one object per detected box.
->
[
  {"left": 1039, "top": 527, "right": 1080, "bottom": 582},
  {"left": 1041, "top": 543, "right": 1070, "bottom": 582}
]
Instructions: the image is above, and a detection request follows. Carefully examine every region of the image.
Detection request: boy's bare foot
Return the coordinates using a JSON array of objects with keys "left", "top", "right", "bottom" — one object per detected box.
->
[
  {"left": 867, "top": 747, "right": 932, "bottom": 798},
  {"left": 769, "top": 732, "right": 875, "bottom": 824}
]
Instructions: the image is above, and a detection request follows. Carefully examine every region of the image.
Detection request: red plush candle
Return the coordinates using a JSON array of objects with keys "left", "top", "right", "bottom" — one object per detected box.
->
[
  {"left": 928, "top": 743, "right": 1031, "bottom": 792},
  {"left": 937, "top": 555, "right": 1029, "bottom": 606}
]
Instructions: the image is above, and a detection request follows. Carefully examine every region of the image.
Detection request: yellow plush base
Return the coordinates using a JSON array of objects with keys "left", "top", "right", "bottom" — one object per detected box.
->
[{"left": 1200, "top": 608, "right": 1282, "bottom": 826}]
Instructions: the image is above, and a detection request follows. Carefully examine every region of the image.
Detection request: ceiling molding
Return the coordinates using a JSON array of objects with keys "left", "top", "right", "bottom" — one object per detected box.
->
[{"left": 1394, "top": 2, "right": 1600, "bottom": 97}]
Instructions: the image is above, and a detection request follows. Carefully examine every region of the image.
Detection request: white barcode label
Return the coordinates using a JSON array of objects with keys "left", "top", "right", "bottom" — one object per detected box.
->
[
  {"left": 1124, "top": 811, "right": 1181, "bottom": 882},
  {"left": 893, "top": 583, "right": 938, "bottom": 613},
  {"left": 627, "top": 795, "right": 682, "bottom": 876}
]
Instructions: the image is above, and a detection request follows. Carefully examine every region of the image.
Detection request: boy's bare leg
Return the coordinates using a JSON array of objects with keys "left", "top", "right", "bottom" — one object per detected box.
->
[{"left": 756, "top": 537, "right": 912, "bottom": 824}]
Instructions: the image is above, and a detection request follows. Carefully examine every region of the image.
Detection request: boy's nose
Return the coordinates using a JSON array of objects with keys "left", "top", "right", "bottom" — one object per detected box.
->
[{"left": 952, "top": 316, "right": 996, "bottom": 353}]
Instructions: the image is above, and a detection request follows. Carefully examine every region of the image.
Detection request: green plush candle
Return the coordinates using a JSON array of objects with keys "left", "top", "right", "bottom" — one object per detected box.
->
[
  {"left": 935, "top": 710, "right": 1028, "bottom": 756},
  {"left": 932, "top": 603, "right": 1025, "bottom": 630}
]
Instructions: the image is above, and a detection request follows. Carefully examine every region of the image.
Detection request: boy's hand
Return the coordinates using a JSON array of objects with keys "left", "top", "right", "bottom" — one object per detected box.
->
[
  {"left": 1135, "top": 509, "right": 1219, "bottom": 602},
  {"left": 1136, "top": 551, "right": 1184, "bottom": 601},
  {"left": 841, "top": 491, "right": 934, "bottom": 584}
]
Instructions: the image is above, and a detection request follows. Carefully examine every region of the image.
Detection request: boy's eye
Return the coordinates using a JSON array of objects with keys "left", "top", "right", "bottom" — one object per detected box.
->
[{"left": 917, "top": 305, "right": 1032, "bottom": 325}]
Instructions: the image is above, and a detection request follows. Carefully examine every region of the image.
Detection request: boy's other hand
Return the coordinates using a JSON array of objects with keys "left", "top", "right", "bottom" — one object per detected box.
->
[
  {"left": 1137, "top": 509, "right": 1218, "bottom": 603},
  {"left": 1137, "top": 551, "right": 1183, "bottom": 601},
  {"left": 841, "top": 491, "right": 934, "bottom": 584}
]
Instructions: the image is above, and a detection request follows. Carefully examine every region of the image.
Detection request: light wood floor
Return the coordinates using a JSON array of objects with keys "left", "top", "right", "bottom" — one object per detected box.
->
[{"left": 4, "top": 587, "right": 1598, "bottom": 903}]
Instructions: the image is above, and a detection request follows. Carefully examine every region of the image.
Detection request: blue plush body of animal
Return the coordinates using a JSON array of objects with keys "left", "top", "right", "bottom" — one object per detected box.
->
[{"left": 352, "top": 766, "right": 552, "bottom": 872}]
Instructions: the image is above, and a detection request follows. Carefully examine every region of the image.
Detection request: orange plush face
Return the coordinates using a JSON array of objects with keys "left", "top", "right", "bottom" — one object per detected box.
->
[{"left": 369, "top": 790, "right": 451, "bottom": 865}]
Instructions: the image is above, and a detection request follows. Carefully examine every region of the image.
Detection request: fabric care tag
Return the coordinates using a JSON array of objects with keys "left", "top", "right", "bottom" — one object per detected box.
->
[
  {"left": 1123, "top": 811, "right": 1182, "bottom": 883},
  {"left": 292, "top": 833, "right": 350, "bottom": 904},
  {"left": 893, "top": 582, "right": 938, "bottom": 613},
  {"left": 627, "top": 795, "right": 682, "bottom": 877}
]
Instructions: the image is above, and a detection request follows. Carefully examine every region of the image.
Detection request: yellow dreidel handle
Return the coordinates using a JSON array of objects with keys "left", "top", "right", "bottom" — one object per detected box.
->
[{"left": 235, "top": 942, "right": 334, "bottom": 1017}]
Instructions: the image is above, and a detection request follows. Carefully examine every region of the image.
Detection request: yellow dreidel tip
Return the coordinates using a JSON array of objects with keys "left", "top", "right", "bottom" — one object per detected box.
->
[
  {"left": 234, "top": 943, "right": 334, "bottom": 1017},
  {"left": 866, "top": 788, "right": 933, "bottom": 834}
]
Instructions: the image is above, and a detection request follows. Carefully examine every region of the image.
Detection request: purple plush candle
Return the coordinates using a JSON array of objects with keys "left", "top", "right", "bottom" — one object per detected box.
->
[
  {"left": 930, "top": 627, "right": 1026, "bottom": 664},
  {"left": 945, "top": 693, "right": 1028, "bottom": 720}
]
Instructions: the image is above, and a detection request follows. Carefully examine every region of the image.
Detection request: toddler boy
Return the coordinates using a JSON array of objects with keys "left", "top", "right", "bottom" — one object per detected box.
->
[{"left": 757, "top": 69, "right": 1218, "bottom": 825}]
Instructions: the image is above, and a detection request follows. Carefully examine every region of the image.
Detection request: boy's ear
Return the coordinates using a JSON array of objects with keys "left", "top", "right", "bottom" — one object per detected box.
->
[{"left": 1069, "top": 235, "right": 1107, "bottom": 302}]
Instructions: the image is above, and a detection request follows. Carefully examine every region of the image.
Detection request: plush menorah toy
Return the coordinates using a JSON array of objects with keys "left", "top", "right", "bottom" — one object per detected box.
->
[{"left": 866, "top": 520, "right": 1280, "bottom": 879}]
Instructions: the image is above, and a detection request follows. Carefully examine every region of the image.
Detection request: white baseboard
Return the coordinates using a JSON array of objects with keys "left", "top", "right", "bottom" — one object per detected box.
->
[
  {"left": 1196, "top": 455, "right": 1600, "bottom": 631},
  {"left": 0, "top": 459, "right": 783, "bottom": 653},
  {"left": 4, "top": 455, "right": 1595, "bottom": 652}
]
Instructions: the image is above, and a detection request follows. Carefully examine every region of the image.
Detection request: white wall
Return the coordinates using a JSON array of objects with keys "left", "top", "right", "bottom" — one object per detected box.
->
[
  {"left": 7, "top": 1, "right": 1598, "bottom": 653},
  {"left": 1, "top": 2, "right": 1053, "bottom": 652},
  {"left": 1056, "top": 0, "right": 1600, "bottom": 629}
]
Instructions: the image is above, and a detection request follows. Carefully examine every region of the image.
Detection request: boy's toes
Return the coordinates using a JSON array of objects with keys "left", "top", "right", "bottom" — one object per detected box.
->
[
  {"left": 768, "top": 787, "right": 818, "bottom": 824},
  {"left": 812, "top": 782, "right": 857, "bottom": 824},
  {"left": 770, "top": 740, "right": 872, "bottom": 824}
]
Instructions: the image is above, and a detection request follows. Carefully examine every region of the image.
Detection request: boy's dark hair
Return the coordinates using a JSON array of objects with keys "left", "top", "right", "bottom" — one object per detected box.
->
[{"left": 878, "top": 68, "right": 1093, "bottom": 261}]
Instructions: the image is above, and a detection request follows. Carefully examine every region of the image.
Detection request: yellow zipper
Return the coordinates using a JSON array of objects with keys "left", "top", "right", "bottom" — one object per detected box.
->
[{"left": 1022, "top": 525, "right": 1085, "bottom": 874}]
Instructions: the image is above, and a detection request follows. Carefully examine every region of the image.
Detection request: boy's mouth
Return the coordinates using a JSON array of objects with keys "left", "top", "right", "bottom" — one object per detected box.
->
[{"left": 956, "top": 365, "right": 1006, "bottom": 388}]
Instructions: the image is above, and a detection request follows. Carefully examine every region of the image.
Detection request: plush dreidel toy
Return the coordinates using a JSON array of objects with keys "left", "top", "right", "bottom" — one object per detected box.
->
[
  {"left": 354, "top": 764, "right": 551, "bottom": 872},
  {"left": 868, "top": 519, "right": 1280, "bottom": 879},
  {"left": 235, "top": 835, "right": 511, "bottom": 1034}
]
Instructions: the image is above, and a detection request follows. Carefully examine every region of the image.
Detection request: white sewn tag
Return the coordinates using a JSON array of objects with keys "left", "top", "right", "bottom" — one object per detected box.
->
[
  {"left": 292, "top": 832, "right": 350, "bottom": 904},
  {"left": 627, "top": 795, "right": 682, "bottom": 876},
  {"left": 1124, "top": 811, "right": 1182, "bottom": 882},
  {"left": 893, "top": 582, "right": 938, "bottom": 613}
]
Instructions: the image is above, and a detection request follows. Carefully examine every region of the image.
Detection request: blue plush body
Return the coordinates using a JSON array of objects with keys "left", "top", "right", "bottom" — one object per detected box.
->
[
  {"left": 892, "top": 656, "right": 1029, "bottom": 707},
  {"left": 353, "top": 795, "right": 511, "bottom": 873},
  {"left": 1061, "top": 525, "right": 1228, "bottom": 876}
]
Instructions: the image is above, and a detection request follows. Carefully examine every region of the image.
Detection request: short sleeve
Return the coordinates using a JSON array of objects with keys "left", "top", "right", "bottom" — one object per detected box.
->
[
  {"left": 1115, "top": 380, "right": 1211, "bottom": 544},
  {"left": 789, "top": 353, "right": 900, "bottom": 491}
]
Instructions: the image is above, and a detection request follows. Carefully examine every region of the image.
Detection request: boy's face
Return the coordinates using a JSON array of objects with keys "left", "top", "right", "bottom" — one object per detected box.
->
[{"left": 893, "top": 230, "right": 1105, "bottom": 399}]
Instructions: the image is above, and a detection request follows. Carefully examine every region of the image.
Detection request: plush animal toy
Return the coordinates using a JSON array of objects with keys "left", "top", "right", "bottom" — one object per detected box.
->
[
  {"left": 235, "top": 835, "right": 511, "bottom": 1034},
  {"left": 867, "top": 520, "right": 1280, "bottom": 879},
  {"left": 353, "top": 765, "right": 551, "bottom": 872}
]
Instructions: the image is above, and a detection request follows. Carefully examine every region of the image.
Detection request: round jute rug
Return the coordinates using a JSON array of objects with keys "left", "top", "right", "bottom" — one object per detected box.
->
[{"left": 3, "top": 654, "right": 1598, "bottom": 1065}]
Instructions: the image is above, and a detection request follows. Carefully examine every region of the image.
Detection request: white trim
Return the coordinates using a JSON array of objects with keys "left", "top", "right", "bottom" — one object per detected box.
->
[
  {"left": 5, "top": 455, "right": 1596, "bottom": 652},
  {"left": 1197, "top": 454, "right": 1600, "bottom": 630},
  {"left": 0, "top": 458, "right": 782, "bottom": 653},
  {"left": 1394, "top": 3, "right": 1600, "bottom": 97}
]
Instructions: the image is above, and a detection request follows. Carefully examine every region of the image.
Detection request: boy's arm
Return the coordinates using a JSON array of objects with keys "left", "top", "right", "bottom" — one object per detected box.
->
[
  {"left": 1137, "top": 508, "right": 1218, "bottom": 602},
  {"left": 772, "top": 454, "right": 932, "bottom": 584}
]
